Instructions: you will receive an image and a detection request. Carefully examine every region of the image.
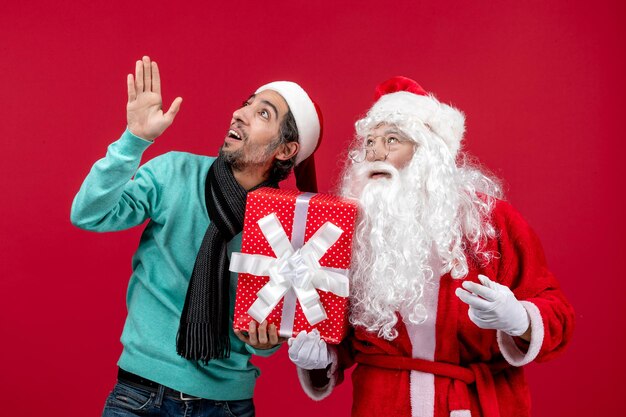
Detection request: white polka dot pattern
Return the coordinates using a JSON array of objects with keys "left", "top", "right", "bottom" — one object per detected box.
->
[{"left": 233, "top": 188, "right": 357, "bottom": 344}]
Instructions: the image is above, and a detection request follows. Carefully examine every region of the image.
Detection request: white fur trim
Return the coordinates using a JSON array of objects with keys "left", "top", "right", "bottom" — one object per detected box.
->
[
  {"left": 450, "top": 410, "right": 472, "bottom": 417},
  {"left": 410, "top": 371, "right": 435, "bottom": 417},
  {"left": 497, "top": 301, "right": 544, "bottom": 366},
  {"left": 404, "top": 253, "right": 441, "bottom": 417},
  {"left": 255, "top": 81, "right": 320, "bottom": 165},
  {"left": 368, "top": 91, "right": 465, "bottom": 157},
  {"left": 295, "top": 346, "right": 339, "bottom": 401}
]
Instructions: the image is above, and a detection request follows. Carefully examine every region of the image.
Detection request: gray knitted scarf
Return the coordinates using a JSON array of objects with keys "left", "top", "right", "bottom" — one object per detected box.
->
[{"left": 176, "top": 156, "right": 277, "bottom": 363}]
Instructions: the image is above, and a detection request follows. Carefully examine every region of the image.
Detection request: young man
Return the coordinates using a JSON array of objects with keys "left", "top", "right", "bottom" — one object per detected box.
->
[
  {"left": 71, "top": 56, "right": 321, "bottom": 417},
  {"left": 288, "top": 77, "right": 574, "bottom": 417}
]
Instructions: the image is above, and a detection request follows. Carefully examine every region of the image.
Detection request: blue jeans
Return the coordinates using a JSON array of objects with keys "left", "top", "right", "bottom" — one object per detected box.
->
[{"left": 102, "top": 381, "right": 255, "bottom": 417}]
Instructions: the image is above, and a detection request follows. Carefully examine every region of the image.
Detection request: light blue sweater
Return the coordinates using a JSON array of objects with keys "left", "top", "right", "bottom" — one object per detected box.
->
[{"left": 71, "top": 129, "right": 278, "bottom": 400}]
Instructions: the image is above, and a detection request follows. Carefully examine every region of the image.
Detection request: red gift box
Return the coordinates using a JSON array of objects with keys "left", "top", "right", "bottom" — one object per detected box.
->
[{"left": 230, "top": 188, "right": 357, "bottom": 344}]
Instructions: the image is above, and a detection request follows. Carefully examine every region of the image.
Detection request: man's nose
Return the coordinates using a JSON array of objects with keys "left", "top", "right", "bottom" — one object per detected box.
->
[{"left": 232, "top": 106, "right": 250, "bottom": 124}]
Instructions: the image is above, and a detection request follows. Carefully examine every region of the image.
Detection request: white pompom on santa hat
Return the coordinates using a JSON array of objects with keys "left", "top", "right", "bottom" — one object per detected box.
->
[
  {"left": 368, "top": 76, "right": 465, "bottom": 158},
  {"left": 255, "top": 81, "right": 322, "bottom": 192}
]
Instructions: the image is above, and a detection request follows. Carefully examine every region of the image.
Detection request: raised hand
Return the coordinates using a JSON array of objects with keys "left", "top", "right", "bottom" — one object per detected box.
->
[
  {"left": 455, "top": 274, "right": 530, "bottom": 337},
  {"left": 126, "top": 56, "right": 182, "bottom": 141}
]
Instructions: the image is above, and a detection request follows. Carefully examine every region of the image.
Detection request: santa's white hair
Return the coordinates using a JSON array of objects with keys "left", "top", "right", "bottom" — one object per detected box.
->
[{"left": 340, "top": 95, "right": 503, "bottom": 340}]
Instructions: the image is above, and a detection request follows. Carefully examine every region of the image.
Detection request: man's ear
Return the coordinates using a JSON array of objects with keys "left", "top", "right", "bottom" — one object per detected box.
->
[{"left": 275, "top": 141, "right": 300, "bottom": 161}]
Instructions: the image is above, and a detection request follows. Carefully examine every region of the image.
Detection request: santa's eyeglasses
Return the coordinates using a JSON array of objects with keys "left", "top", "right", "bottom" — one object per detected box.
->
[{"left": 348, "top": 132, "right": 412, "bottom": 163}]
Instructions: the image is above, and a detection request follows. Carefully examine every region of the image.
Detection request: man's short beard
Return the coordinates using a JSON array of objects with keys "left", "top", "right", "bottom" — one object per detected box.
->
[{"left": 219, "top": 137, "right": 281, "bottom": 171}]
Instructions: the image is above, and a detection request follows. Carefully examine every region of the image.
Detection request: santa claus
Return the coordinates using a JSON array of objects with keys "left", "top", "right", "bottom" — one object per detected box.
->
[{"left": 287, "top": 76, "right": 575, "bottom": 417}]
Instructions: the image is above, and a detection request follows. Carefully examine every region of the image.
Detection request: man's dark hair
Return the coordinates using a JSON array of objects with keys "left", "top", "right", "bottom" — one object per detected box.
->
[{"left": 268, "top": 109, "right": 299, "bottom": 183}]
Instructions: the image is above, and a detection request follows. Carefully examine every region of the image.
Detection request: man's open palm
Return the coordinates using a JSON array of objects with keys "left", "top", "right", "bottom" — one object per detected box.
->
[{"left": 127, "top": 56, "right": 182, "bottom": 141}]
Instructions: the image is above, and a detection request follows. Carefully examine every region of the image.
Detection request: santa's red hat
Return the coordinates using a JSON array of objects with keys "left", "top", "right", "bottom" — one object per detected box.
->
[
  {"left": 256, "top": 81, "right": 322, "bottom": 192},
  {"left": 367, "top": 76, "right": 465, "bottom": 157}
]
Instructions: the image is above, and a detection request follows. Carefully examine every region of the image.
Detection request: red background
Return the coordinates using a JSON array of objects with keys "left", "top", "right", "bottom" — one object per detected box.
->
[{"left": 1, "top": 1, "right": 624, "bottom": 416}]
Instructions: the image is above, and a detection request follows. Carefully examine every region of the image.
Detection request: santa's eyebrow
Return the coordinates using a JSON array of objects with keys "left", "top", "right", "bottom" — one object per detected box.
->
[
  {"left": 366, "top": 130, "right": 398, "bottom": 137},
  {"left": 383, "top": 128, "right": 403, "bottom": 135}
]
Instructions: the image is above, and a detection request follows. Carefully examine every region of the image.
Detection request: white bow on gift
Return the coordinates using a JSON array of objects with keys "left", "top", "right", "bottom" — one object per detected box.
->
[{"left": 229, "top": 213, "right": 349, "bottom": 327}]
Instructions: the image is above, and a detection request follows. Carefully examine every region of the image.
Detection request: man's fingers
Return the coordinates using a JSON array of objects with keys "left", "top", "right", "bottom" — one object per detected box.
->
[
  {"left": 142, "top": 56, "right": 151, "bottom": 92},
  {"left": 135, "top": 60, "right": 144, "bottom": 92},
  {"left": 258, "top": 321, "right": 269, "bottom": 345},
  {"left": 127, "top": 74, "right": 136, "bottom": 102},
  {"left": 462, "top": 281, "right": 498, "bottom": 302},
  {"left": 455, "top": 287, "right": 493, "bottom": 310},
  {"left": 268, "top": 323, "right": 278, "bottom": 345},
  {"left": 234, "top": 329, "right": 249, "bottom": 344},
  {"left": 248, "top": 321, "right": 258, "bottom": 345},
  {"left": 164, "top": 97, "right": 183, "bottom": 123},
  {"left": 239, "top": 322, "right": 284, "bottom": 349},
  {"left": 151, "top": 61, "right": 161, "bottom": 94}
]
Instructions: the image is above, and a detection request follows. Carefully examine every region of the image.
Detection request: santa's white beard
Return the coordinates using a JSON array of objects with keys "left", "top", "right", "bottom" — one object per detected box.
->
[
  {"left": 341, "top": 143, "right": 502, "bottom": 341},
  {"left": 344, "top": 160, "right": 437, "bottom": 341}
]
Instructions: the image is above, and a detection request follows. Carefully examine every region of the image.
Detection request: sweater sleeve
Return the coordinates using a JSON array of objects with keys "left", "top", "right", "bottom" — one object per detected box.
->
[
  {"left": 70, "top": 129, "right": 159, "bottom": 232},
  {"left": 244, "top": 343, "right": 282, "bottom": 357},
  {"left": 492, "top": 201, "right": 575, "bottom": 365}
]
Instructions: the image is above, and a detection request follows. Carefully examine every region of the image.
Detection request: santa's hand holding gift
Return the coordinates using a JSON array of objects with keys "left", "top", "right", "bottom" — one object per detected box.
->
[
  {"left": 288, "top": 330, "right": 334, "bottom": 370},
  {"left": 288, "top": 77, "right": 575, "bottom": 417}
]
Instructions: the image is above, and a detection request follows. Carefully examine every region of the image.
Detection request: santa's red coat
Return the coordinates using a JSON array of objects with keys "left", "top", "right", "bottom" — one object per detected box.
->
[{"left": 298, "top": 200, "right": 575, "bottom": 417}]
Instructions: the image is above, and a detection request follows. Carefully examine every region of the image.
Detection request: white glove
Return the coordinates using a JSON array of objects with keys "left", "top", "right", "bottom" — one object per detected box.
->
[
  {"left": 287, "top": 330, "right": 332, "bottom": 370},
  {"left": 455, "top": 274, "right": 530, "bottom": 337}
]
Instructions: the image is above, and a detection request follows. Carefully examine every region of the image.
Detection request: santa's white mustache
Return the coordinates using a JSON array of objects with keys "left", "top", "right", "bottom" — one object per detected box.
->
[{"left": 354, "top": 161, "right": 400, "bottom": 180}]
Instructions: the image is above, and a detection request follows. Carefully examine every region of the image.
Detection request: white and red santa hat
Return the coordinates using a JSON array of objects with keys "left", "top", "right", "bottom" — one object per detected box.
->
[
  {"left": 366, "top": 76, "right": 465, "bottom": 158},
  {"left": 255, "top": 81, "right": 322, "bottom": 192}
]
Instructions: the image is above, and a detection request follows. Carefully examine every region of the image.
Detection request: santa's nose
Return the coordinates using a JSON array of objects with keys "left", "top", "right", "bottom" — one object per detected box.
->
[{"left": 367, "top": 141, "right": 388, "bottom": 162}]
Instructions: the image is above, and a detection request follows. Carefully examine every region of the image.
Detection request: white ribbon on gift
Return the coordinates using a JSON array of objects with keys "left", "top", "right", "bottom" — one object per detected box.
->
[{"left": 230, "top": 212, "right": 349, "bottom": 332}]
